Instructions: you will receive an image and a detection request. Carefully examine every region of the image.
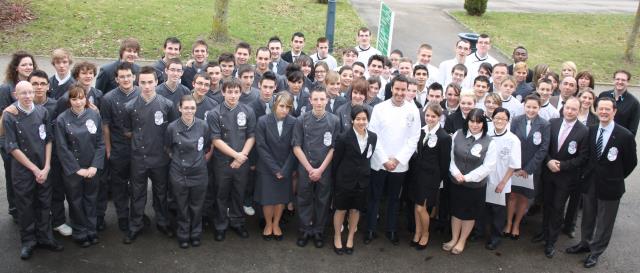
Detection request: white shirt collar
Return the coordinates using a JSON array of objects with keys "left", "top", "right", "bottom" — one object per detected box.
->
[{"left": 465, "top": 131, "right": 483, "bottom": 140}]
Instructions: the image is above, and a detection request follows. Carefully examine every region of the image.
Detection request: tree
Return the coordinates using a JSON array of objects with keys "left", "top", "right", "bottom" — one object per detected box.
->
[
  {"left": 211, "top": 0, "right": 230, "bottom": 42},
  {"left": 624, "top": 1, "right": 640, "bottom": 62}
]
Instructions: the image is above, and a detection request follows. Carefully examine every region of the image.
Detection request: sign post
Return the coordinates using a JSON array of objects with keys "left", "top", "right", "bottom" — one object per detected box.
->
[{"left": 376, "top": 2, "right": 395, "bottom": 56}]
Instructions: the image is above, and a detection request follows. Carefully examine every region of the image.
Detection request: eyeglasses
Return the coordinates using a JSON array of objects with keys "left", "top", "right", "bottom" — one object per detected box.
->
[{"left": 195, "top": 81, "right": 211, "bottom": 87}]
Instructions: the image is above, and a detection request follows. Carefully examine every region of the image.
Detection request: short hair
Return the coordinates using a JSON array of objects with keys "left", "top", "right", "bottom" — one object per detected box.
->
[
  {"left": 217, "top": 52, "right": 235, "bottom": 64},
  {"left": 193, "top": 72, "right": 211, "bottom": 82},
  {"left": 310, "top": 84, "right": 327, "bottom": 97},
  {"left": 463, "top": 108, "right": 488, "bottom": 137},
  {"left": 367, "top": 76, "right": 381, "bottom": 88},
  {"left": 418, "top": 43, "right": 433, "bottom": 51},
  {"left": 192, "top": 39, "right": 208, "bottom": 52},
  {"left": 325, "top": 71, "right": 340, "bottom": 84},
  {"left": 596, "top": 96, "right": 617, "bottom": 110},
  {"left": 342, "top": 48, "right": 358, "bottom": 56},
  {"left": 428, "top": 82, "right": 443, "bottom": 93},
  {"left": 166, "top": 58, "right": 183, "bottom": 68},
  {"left": 390, "top": 49, "right": 404, "bottom": 57},
  {"left": 537, "top": 78, "right": 553, "bottom": 88},
  {"left": 407, "top": 78, "right": 418, "bottom": 87},
  {"left": 352, "top": 61, "right": 365, "bottom": 70},
  {"left": 613, "top": 69, "right": 631, "bottom": 81},
  {"left": 492, "top": 107, "right": 510, "bottom": 120},
  {"left": 67, "top": 83, "right": 90, "bottom": 109},
  {"left": 256, "top": 46, "right": 271, "bottom": 57},
  {"left": 576, "top": 71, "right": 595, "bottom": 89},
  {"left": 425, "top": 102, "right": 443, "bottom": 117},
  {"left": 316, "top": 37, "right": 329, "bottom": 46},
  {"left": 398, "top": 57, "right": 413, "bottom": 66},
  {"left": 352, "top": 77, "right": 368, "bottom": 96},
  {"left": 71, "top": 61, "right": 97, "bottom": 79},
  {"left": 544, "top": 71, "right": 560, "bottom": 86},
  {"left": 512, "top": 46, "right": 527, "bottom": 54},
  {"left": 338, "top": 65, "right": 352, "bottom": 75},
  {"left": 180, "top": 94, "right": 196, "bottom": 107},
  {"left": 561, "top": 61, "right": 577, "bottom": 75},
  {"left": 294, "top": 55, "right": 313, "bottom": 67},
  {"left": 456, "top": 39, "right": 471, "bottom": 47},
  {"left": 206, "top": 61, "right": 220, "bottom": 69},
  {"left": 163, "top": 37, "right": 181, "bottom": 50},
  {"left": 390, "top": 74, "right": 409, "bottom": 88},
  {"left": 138, "top": 66, "right": 157, "bottom": 81},
  {"left": 358, "top": 27, "right": 371, "bottom": 35},
  {"left": 119, "top": 38, "right": 140, "bottom": 59},
  {"left": 493, "top": 63, "right": 508, "bottom": 70},
  {"left": 523, "top": 94, "right": 542, "bottom": 106},
  {"left": 513, "top": 62, "right": 528, "bottom": 72},
  {"left": 485, "top": 93, "right": 502, "bottom": 107},
  {"left": 267, "top": 36, "right": 282, "bottom": 46},
  {"left": 291, "top": 32, "right": 305, "bottom": 41},
  {"left": 272, "top": 91, "right": 293, "bottom": 113},
  {"left": 260, "top": 71, "right": 277, "bottom": 85},
  {"left": 286, "top": 64, "right": 305, "bottom": 83},
  {"left": 413, "top": 64, "right": 429, "bottom": 76},
  {"left": 51, "top": 48, "right": 73, "bottom": 66},
  {"left": 28, "top": 70, "right": 49, "bottom": 82},
  {"left": 114, "top": 62, "right": 134, "bottom": 77},
  {"left": 474, "top": 75, "right": 490, "bottom": 86},
  {"left": 350, "top": 104, "right": 370, "bottom": 121},
  {"left": 460, "top": 91, "right": 477, "bottom": 103},
  {"left": 452, "top": 63, "right": 468, "bottom": 76},
  {"left": 235, "top": 41, "right": 251, "bottom": 53},
  {"left": 222, "top": 78, "right": 242, "bottom": 92},
  {"left": 237, "top": 64, "right": 254, "bottom": 77},
  {"left": 501, "top": 75, "right": 517, "bottom": 87},
  {"left": 479, "top": 33, "right": 490, "bottom": 39},
  {"left": 367, "top": 55, "right": 385, "bottom": 67}
]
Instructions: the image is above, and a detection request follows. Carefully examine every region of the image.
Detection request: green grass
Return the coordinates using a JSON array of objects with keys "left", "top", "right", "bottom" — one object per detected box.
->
[
  {"left": 0, "top": 0, "right": 364, "bottom": 60},
  {"left": 451, "top": 11, "right": 640, "bottom": 84}
]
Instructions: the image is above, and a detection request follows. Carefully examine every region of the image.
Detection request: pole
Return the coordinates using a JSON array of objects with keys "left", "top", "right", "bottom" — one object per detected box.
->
[{"left": 325, "top": 0, "right": 337, "bottom": 53}]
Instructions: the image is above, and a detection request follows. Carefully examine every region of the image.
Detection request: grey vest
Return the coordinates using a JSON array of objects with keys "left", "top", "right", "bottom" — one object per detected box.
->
[{"left": 452, "top": 130, "right": 492, "bottom": 188}]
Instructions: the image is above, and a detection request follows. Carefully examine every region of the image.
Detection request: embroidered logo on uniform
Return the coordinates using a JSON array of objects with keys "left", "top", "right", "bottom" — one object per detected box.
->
[
  {"left": 197, "top": 137, "right": 204, "bottom": 151},
  {"left": 366, "top": 144, "right": 373, "bottom": 158},
  {"left": 323, "top": 131, "right": 332, "bottom": 147},
  {"left": 154, "top": 111, "right": 164, "bottom": 125},
  {"left": 568, "top": 140, "right": 577, "bottom": 155},
  {"left": 500, "top": 146, "right": 511, "bottom": 158},
  {"left": 38, "top": 124, "right": 46, "bottom": 140},
  {"left": 86, "top": 119, "right": 97, "bottom": 134},
  {"left": 427, "top": 134, "right": 438, "bottom": 148},
  {"left": 470, "top": 143, "right": 482, "bottom": 157},
  {"left": 607, "top": 147, "right": 618, "bottom": 161},
  {"left": 533, "top": 131, "right": 542, "bottom": 145},
  {"left": 237, "top": 112, "right": 247, "bottom": 126}
]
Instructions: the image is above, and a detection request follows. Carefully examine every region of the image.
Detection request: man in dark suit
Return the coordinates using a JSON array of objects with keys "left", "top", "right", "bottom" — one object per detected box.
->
[
  {"left": 281, "top": 32, "right": 306, "bottom": 64},
  {"left": 597, "top": 69, "right": 640, "bottom": 136},
  {"left": 267, "top": 36, "right": 289, "bottom": 76},
  {"left": 507, "top": 46, "right": 533, "bottom": 83},
  {"left": 535, "top": 97, "right": 589, "bottom": 258},
  {"left": 95, "top": 38, "right": 141, "bottom": 94},
  {"left": 548, "top": 76, "right": 577, "bottom": 115},
  {"left": 566, "top": 97, "right": 637, "bottom": 268}
]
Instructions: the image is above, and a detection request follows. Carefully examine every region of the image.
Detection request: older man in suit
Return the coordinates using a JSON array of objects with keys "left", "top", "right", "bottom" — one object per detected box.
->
[
  {"left": 548, "top": 77, "right": 577, "bottom": 115},
  {"left": 535, "top": 97, "right": 589, "bottom": 258},
  {"left": 565, "top": 97, "right": 637, "bottom": 268}
]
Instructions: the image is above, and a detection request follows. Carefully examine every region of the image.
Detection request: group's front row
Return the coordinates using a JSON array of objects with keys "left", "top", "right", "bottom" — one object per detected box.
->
[{"left": 3, "top": 69, "right": 636, "bottom": 270}]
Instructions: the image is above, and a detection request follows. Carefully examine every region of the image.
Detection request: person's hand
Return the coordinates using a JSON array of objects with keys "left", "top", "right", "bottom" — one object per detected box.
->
[
  {"left": 546, "top": 160, "right": 560, "bottom": 173},
  {"left": 77, "top": 169, "right": 89, "bottom": 178},
  {"left": 86, "top": 167, "right": 98, "bottom": 178},
  {"left": 453, "top": 173, "right": 465, "bottom": 184},
  {"left": 275, "top": 172, "right": 284, "bottom": 180},
  {"left": 185, "top": 59, "right": 195, "bottom": 67},
  {"left": 235, "top": 152, "right": 248, "bottom": 164},
  {"left": 3, "top": 105, "right": 18, "bottom": 116},
  {"left": 515, "top": 170, "right": 529, "bottom": 178},
  {"left": 308, "top": 169, "right": 322, "bottom": 181},
  {"left": 205, "top": 150, "right": 213, "bottom": 161},
  {"left": 230, "top": 160, "right": 242, "bottom": 169},
  {"left": 495, "top": 182, "right": 505, "bottom": 193}
]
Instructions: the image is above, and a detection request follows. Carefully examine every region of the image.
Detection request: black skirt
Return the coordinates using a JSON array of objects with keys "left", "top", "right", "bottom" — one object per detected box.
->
[
  {"left": 333, "top": 184, "right": 367, "bottom": 211},
  {"left": 449, "top": 182, "right": 486, "bottom": 220}
]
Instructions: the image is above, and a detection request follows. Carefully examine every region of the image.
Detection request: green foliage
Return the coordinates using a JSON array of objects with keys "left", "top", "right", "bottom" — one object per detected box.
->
[{"left": 464, "top": 0, "right": 488, "bottom": 16}]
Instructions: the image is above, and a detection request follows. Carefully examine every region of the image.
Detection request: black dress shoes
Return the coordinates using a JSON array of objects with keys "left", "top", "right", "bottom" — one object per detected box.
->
[
  {"left": 123, "top": 231, "right": 138, "bottom": 244},
  {"left": 544, "top": 244, "right": 555, "bottom": 258},
  {"left": 179, "top": 241, "right": 189, "bottom": 249},
  {"left": 344, "top": 246, "right": 354, "bottom": 255},
  {"left": 333, "top": 245, "right": 344, "bottom": 255},
  {"left": 531, "top": 232, "right": 545, "bottom": 243},
  {"left": 386, "top": 232, "right": 399, "bottom": 245},
  {"left": 20, "top": 245, "right": 34, "bottom": 260},
  {"left": 191, "top": 238, "right": 201, "bottom": 247},
  {"left": 296, "top": 234, "right": 310, "bottom": 247},
  {"left": 313, "top": 234, "right": 324, "bottom": 248},
  {"left": 262, "top": 234, "right": 273, "bottom": 241},
  {"left": 214, "top": 230, "right": 226, "bottom": 241},
  {"left": 565, "top": 243, "right": 590, "bottom": 254},
  {"left": 118, "top": 218, "right": 129, "bottom": 232},
  {"left": 157, "top": 224, "right": 175, "bottom": 238},
  {"left": 77, "top": 239, "right": 91, "bottom": 248},
  {"left": 274, "top": 234, "right": 284, "bottom": 241},
  {"left": 485, "top": 238, "right": 500, "bottom": 250},
  {"left": 230, "top": 226, "right": 249, "bottom": 238},
  {"left": 38, "top": 241, "right": 64, "bottom": 252},
  {"left": 584, "top": 254, "right": 599, "bottom": 268},
  {"left": 363, "top": 231, "right": 376, "bottom": 245}
]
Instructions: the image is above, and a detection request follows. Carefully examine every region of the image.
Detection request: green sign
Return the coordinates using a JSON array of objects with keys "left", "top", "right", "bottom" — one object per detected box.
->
[{"left": 377, "top": 2, "right": 395, "bottom": 56}]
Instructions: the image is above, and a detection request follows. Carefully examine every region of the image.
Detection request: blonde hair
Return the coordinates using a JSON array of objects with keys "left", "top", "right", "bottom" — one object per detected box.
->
[
  {"left": 272, "top": 91, "right": 293, "bottom": 113},
  {"left": 460, "top": 90, "right": 476, "bottom": 103},
  {"left": 513, "top": 61, "right": 528, "bottom": 72},
  {"left": 561, "top": 61, "right": 577, "bottom": 78},
  {"left": 51, "top": 48, "right": 73, "bottom": 65},
  {"left": 324, "top": 71, "right": 340, "bottom": 85}
]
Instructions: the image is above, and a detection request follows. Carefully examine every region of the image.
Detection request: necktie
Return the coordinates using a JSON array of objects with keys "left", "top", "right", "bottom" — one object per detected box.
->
[
  {"left": 294, "top": 96, "right": 298, "bottom": 110},
  {"left": 526, "top": 120, "right": 531, "bottom": 137},
  {"left": 265, "top": 102, "right": 271, "bottom": 114},
  {"left": 330, "top": 98, "right": 335, "bottom": 111},
  {"left": 617, "top": 95, "right": 622, "bottom": 104},
  {"left": 596, "top": 128, "right": 605, "bottom": 158},
  {"left": 277, "top": 121, "right": 283, "bottom": 136},
  {"left": 271, "top": 62, "right": 277, "bottom": 74},
  {"left": 558, "top": 123, "right": 570, "bottom": 152},
  {"left": 423, "top": 133, "right": 430, "bottom": 146}
]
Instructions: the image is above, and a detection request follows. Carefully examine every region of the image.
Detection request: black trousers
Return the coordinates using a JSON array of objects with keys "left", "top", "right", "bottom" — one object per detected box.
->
[
  {"left": 12, "top": 163, "right": 56, "bottom": 247},
  {"left": 213, "top": 160, "right": 249, "bottom": 231},
  {"left": 64, "top": 173, "right": 98, "bottom": 241},
  {"left": 366, "top": 170, "right": 405, "bottom": 233},
  {"left": 563, "top": 188, "right": 581, "bottom": 231},
  {"left": 108, "top": 158, "right": 131, "bottom": 221},
  {"left": 1, "top": 147, "right": 16, "bottom": 217},
  {"left": 50, "top": 157, "right": 67, "bottom": 227},
  {"left": 479, "top": 202, "right": 506, "bottom": 241},
  {"left": 129, "top": 164, "right": 169, "bottom": 233},
  {"left": 171, "top": 167, "right": 207, "bottom": 242},
  {"left": 543, "top": 179, "right": 575, "bottom": 245}
]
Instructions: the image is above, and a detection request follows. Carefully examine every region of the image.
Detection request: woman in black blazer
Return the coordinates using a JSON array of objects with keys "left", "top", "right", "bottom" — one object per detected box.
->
[
  {"left": 577, "top": 89, "right": 598, "bottom": 127},
  {"left": 254, "top": 92, "right": 296, "bottom": 241},
  {"left": 408, "top": 103, "right": 451, "bottom": 250},
  {"left": 331, "top": 105, "right": 377, "bottom": 255},
  {"left": 444, "top": 92, "right": 476, "bottom": 134}
]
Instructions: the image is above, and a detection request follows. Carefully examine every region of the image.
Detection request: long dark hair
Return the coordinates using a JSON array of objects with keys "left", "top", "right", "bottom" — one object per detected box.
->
[{"left": 463, "top": 108, "right": 488, "bottom": 137}]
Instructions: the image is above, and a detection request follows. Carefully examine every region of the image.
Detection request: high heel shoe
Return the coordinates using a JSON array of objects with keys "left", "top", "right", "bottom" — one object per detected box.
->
[
  {"left": 442, "top": 242, "right": 455, "bottom": 251},
  {"left": 510, "top": 233, "right": 520, "bottom": 240},
  {"left": 333, "top": 245, "right": 344, "bottom": 255},
  {"left": 262, "top": 234, "right": 273, "bottom": 241},
  {"left": 410, "top": 240, "right": 419, "bottom": 247}
]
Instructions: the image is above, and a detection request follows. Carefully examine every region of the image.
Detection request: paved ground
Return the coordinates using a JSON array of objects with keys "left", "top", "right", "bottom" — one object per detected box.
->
[{"left": 1, "top": 1, "right": 640, "bottom": 272}]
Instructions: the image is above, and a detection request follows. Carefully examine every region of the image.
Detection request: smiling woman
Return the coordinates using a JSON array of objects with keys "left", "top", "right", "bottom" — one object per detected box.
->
[{"left": 0, "top": 0, "right": 364, "bottom": 61}]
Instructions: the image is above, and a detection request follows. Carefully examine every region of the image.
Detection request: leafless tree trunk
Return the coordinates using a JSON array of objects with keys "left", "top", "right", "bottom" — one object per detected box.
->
[
  {"left": 211, "top": 0, "right": 230, "bottom": 42},
  {"left": 624, "top": 1, "right": 640, "bottom": 62}
]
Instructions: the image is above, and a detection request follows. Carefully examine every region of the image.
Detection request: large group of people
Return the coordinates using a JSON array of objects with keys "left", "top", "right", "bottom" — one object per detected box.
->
[{"left": 1, "top": 27, "right": 638, "bottom": 269}]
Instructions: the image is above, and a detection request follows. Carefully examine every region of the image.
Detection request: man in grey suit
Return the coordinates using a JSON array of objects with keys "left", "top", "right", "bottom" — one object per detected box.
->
[
  {"left": 566, "top": 97, "right": 637, "bottom": 268},
  {"left": 267, "top": 37, "right": 289, "bottom": 75}
]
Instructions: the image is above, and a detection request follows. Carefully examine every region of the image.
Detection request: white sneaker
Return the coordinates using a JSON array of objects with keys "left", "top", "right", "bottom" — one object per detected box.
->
[
  {"left": 243, "top": 206, "right": 255, "bottom": 216},
  {"left": 54, "top": 223, "right": 72, "bottom": 236}
]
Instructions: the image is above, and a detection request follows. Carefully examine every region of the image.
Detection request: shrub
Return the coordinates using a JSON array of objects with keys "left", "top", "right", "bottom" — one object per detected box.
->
[{"left": 464, "top": 0, "right": 488, "bottom": 16}]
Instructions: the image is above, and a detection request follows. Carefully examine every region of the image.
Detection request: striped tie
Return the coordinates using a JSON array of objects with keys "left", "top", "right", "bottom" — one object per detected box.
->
[{"left": 596, "top": 128, "right": 605, "bottom": 158}]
